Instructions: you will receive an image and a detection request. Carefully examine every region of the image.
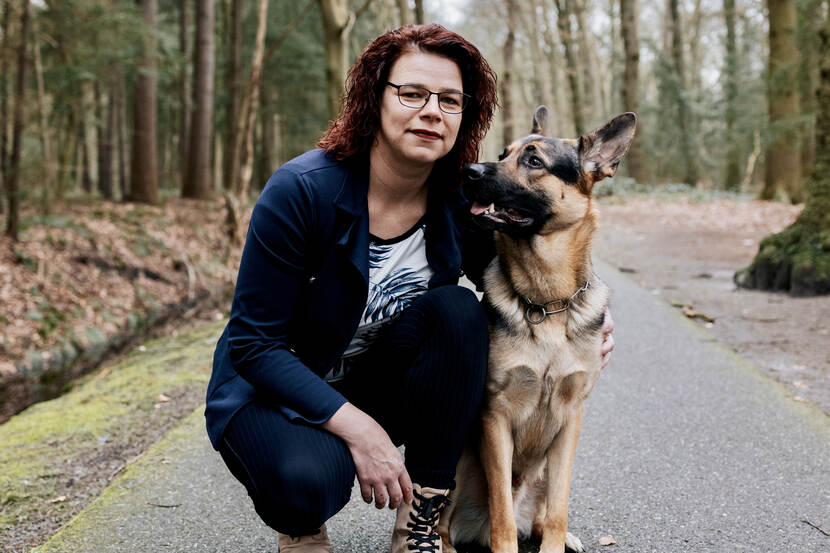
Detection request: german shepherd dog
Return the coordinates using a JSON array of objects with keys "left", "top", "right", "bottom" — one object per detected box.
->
[{"left": 438, "top": 107, "right": 636, "bottom": 553}]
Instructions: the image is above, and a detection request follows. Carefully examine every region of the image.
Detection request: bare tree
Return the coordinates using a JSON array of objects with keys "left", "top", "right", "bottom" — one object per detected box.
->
[
  {"left": 668, "top": 0, "right": 700, "bottom": 185},
  {"left": 620, "top": 0, "right": 645, "bottom": 182},
  {"left": 179, "top": 0, "right": 190, "bottom": 190},
  {"left": 762, "top": 0, "right": 802, "bottom": 202},
  {"left": 723, "top": 0, "right": 740, "bottom": 189},
  {"left": 235, "top": 0, "right": 269, "bottom": 199},
  {"left": 0, "top": 0, "right": 10, "bottom": 214},
  {"left": 222, "top": 0, "right": 243, "bottom": 192},
  {"left": 555, "top": 0, "right": 585, "bottom": 133},
  {"left": 502, "top": 0, "right": 517, "bottom": 143},
  {"left": 183, "top": 0, "right": 215, "bottom": 199},
  {"left": 317, "top": 0, "right": 373, "bottom": 121},
  {"left": 5, "top": 0, "right": 28, "bottom": 240},
  {"left": 129, "top": 0, "right": 159, "bottom": 204}
]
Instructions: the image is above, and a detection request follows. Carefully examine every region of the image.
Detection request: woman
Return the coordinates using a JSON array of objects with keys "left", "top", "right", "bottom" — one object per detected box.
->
[{"left": 205, "top": 24, "right": 614, "bottom": 553}]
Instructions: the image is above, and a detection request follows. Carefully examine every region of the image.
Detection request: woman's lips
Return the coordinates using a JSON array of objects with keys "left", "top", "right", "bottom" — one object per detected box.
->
[{"left": 411, "top": 129, "right": 441, "bottom": 141}]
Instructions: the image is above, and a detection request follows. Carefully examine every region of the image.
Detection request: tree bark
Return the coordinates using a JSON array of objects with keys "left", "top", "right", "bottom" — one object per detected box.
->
[
  {"left": 524, "top": 0, "right": 553, "bottom": 113},
  {"left": 414, "top": 0, "right": 424, "bottom": 23},
  {"left": 179, "top": 0, "right": 191, "bottom": 190},
  {"left": 762, "top": 0, "right": 802, "bottom": 202},
  {"left": 116, "top": 71, "right": 128, "bottom": 199},
  {"left": 183, "top": 0, "right": 215, "bottom": 199},
  {"left": 317, "top": 0, "right": 372, "bottom": 121},
  {"left": 236, "top": 0, "right": 269, "bottom": 199},
  {"left": 572, "top": 0, "right": 601, "bottom": 120},
  {"left": 620, "top": 0, "right": 645, "bottom": 182},
  {"left": 797, "top": 0, "right": 819, "bottom": 182},
  {"left": 5, "top": 0, "right": 27, "bottom": 240},
  {"left": 95, "top": 81, "right": 114, "bottom": 200},
  {"left": 541, "top": 0, "right": 568, "bottom": 136},
  {"left": 723, "top": 0, "right": 740, "bottom": 189},
  {"left": 555, "top": 0, "right": 585, "bottom": 133},
  {"left": 396, "top": 0, "right": 412, "bottom": 26},
  {"left": 0, "top": 0, "right": 11, "bottom": 214},
  {"left": 32, "top": 14, "right": 56, "bottom": 210},
  {"left": 735, "top": 8, "right": 830, "bottom": 296},
  {"left": 501, "top": 0, "right": 517, "bottom": 144},
  {"left": 222, "top": 0, "right": 243, "bottom": 192},
  {"left": 129, "top": 0, "right": 159, "bottom": 204},
  {"left": 668, "top": 0, "right": 700, "bottom": 185}
]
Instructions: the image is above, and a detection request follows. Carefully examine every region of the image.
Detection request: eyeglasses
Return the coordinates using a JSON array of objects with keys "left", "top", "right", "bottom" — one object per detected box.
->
[{"left": 386, "top": 82, "right": 470, "bottom": 114}]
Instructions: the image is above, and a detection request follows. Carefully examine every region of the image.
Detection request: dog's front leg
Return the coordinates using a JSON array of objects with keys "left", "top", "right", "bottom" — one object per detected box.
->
[
  {"left": 481, "top": 413, "right": 517, "bottom": 553},
  {"left": 538, "top": 406, "right": 584, "bottom": 553}
]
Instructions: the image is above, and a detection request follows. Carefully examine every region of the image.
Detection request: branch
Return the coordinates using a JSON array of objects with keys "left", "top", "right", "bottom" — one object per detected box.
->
[
  {"left": 354, "top": 0, "right": 374, "bottom": 19},
  {"left": 262, "top": 0, "right": 315, "bottom": 67}
]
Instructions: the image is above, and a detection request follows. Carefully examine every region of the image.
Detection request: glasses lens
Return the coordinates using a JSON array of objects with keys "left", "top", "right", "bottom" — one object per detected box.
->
[
  {"left": 397, "top": 85, "right": 429, "bottom": 108},
  {"left": 438, "top": 92, "right": 466, "bottom": 113}
]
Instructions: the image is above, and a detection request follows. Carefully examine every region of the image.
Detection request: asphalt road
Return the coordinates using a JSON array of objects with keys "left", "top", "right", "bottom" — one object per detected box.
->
[{"left": 33, "top": 260, "right": 830, "bottom": 553}]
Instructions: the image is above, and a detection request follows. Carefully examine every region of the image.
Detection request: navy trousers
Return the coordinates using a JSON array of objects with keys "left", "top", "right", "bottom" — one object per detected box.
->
[{"left": 217, "top": 285, "right": 489, "bottom": 535}]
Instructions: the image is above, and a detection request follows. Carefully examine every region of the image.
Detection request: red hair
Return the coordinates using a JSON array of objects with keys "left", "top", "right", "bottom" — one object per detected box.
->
[{"left": 317, "top": 24, "right": 498, "bottom": 181}]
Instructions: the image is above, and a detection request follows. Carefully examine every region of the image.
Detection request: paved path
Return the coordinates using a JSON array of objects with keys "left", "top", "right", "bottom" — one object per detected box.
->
[{"left": 34, "top": 260, "right": 830, "bottom": 553}]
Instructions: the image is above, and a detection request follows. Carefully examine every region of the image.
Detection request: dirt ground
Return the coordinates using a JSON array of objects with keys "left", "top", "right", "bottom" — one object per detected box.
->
[{"left": 594, "top": 194, "right": 830, "bottom": 417}]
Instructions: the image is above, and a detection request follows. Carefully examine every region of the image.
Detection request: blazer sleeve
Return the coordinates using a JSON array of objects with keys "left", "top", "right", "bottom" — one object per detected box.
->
[{"left": 226, "top": 168, "right": 348, "bottom": 424}]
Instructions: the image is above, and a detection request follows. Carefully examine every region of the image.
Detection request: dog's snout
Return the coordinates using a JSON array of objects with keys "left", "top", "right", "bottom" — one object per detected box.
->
[{"left": 463, "top": 163, "right": 487, "bottom": 181}]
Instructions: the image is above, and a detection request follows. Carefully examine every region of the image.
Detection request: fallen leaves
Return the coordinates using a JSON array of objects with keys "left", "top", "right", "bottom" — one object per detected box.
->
[
  {"left": 599, "top": 535, "right": 617, "bottom": 546},
  {"left": 46, "top": 495, "right": 67, "bottom": 504},
  {"left": 671, "top": 301, "right": 715, "bottom": 324}
]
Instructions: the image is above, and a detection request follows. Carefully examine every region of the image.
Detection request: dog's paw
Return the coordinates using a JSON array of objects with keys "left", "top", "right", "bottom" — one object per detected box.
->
[{"left": 564, "top": 531, "right": 585, "bottom": 552}]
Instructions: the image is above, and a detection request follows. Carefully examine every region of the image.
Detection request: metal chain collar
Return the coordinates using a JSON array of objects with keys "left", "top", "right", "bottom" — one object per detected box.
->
[{"left": 523, "top": 280, "right": 592, "bottom": 325}]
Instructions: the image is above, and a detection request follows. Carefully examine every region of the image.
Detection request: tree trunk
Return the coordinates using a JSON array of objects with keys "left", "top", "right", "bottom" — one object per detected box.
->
[
  {"left": 797, "top": 0, "right": 819, "bottom": 182},
  {"left": 572, "top": 0, "right": 600, "bottom": 120},
  {"left": 129, "top": 0, "right": 159, "bottom": 204},
  {"left": 414, "top": 0, "right": 424, "bottom": 23},
  {"left": 222, "top": 0, "right": 242, "bottom": 192},
  {"left": 183, "top": 0, "right": 215, "bottom": 199},
  {"left": 32, "top": 14, "right": 55, "bottom": 211},
  {"left": 116, "top": 71, "right": 128, "bottom": 199},
  {"left": 0, "top": 0, "right": 11, "bottom": 214},
  {"left": 95, "top": 81, "right": 114, "bottom": 200},
  {"left": 762, "top": 0, "right": 802, "bottom": 202},
  {"left": 318, "top": 0, "right": 352, "bottom": 121},
  {"left": 735, "top": 7, "right": 830, "bottom": 296},
  {"left": 723, "top": 0, "right": 741, "bottom": 189},
  {"left": 179, "top": 0, "right": 191, "bottom": 190},
  {"left": 396, "top": 0, "right": 412, "bottom": 26},
  {"left": 524, "top": 0, "right": 554, "bottom": 112},
  {"left": 236, "top": 0, "right": 268, "bottom": 199},
  {"left": 668, "top": 0, "right": 700, "bottom": 185},
  {"left": 541, "top": 0, "right": 568, "bottom": 136},
  {"left": 501, "top": 0, "right": 517, "bottom": 144},
  {"left": 555, "top": 0, "right": 585, "bottom": 133},
  {"left": 620, "top": 0, "right": 645, "bottom": 182},
  {"left": 5, "top": 0, "right": 28, "bottom": 240}
]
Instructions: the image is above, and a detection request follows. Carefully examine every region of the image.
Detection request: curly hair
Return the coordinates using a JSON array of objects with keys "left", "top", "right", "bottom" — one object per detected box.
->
[{"left": 317, "top": 24, "right": 498, "bottom": 181}]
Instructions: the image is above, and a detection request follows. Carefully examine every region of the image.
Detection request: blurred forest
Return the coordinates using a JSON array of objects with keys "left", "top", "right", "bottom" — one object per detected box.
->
[{"left": 0, "top": 0, "right": 828, "bottom": 381}]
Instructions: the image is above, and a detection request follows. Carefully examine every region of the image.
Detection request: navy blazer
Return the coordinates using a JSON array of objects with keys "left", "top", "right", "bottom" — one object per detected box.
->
[{"left": 205, "top": 149, "right": 494, "bottom": 448}]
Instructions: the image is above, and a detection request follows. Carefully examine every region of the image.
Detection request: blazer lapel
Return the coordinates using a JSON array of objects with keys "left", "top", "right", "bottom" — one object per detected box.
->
[{"left": 332, "top": 164, "right": 370, "bottom": 285}]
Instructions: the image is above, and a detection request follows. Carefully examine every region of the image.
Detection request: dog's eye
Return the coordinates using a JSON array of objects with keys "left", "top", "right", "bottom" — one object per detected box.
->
[
  {"left": 527, "top": 156, "right": 544, "bottom": 168},
  {"left": 498, "top": 148, "right": 508, "bottom": 161}
]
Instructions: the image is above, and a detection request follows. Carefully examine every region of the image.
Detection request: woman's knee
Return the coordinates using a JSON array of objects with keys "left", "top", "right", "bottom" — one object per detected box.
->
[
  {"left": 254, "top": 451, "right": 353, "bottom": 534},
  {"left": 419, "top": 285, "right": 488, "bottom": 344}
]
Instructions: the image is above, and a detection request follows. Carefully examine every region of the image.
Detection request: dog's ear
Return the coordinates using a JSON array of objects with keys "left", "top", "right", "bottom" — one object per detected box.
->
[
  {"left": 531, "top": 106, "right": 551, "bottom": 137},
  {"left": 579, "top": 112, "right": 637, "bottom": 182}
]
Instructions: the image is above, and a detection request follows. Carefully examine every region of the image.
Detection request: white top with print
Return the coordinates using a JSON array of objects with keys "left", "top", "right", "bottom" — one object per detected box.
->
[{"left": 324, "top": 220, "right": 434, "bottom": 382}]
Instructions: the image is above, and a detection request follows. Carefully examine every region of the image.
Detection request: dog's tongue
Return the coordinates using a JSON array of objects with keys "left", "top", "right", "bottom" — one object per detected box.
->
[{"left": 470, "top": 202, "right": 494, "bottom": 216}]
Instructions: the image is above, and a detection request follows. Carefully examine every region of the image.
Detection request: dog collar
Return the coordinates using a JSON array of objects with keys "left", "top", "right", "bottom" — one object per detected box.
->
[{"left": 523, "top": 280, "right": 591, "bottom": 325}]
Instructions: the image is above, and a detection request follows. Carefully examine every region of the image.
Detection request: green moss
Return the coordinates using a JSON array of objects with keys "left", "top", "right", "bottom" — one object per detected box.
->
[{"left": 0, "top": 320, "right": 223, "bottom": 543}]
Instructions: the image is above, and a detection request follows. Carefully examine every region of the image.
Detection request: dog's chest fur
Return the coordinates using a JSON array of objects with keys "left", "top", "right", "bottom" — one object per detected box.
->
[{"left": 482, "top": 260, "right": 609, "bottom": 470}]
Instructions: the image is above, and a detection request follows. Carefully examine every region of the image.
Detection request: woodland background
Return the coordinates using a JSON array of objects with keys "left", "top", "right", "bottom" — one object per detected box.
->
[{"left": 0, "top": 0, "right": 829, "bottom": 417}]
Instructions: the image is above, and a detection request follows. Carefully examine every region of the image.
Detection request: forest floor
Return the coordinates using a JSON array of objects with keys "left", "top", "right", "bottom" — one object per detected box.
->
[
  {"left": 595, "top": 189, "right": 830, "bottom": 416},
  {"left": 0, "top": 197, "right": 248, "bottom": 422}
]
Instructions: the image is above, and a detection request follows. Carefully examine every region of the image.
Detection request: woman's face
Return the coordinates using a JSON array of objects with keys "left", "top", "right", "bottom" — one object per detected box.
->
[{"left": 374, "top": 50, "right": 464, "bottom": 171}]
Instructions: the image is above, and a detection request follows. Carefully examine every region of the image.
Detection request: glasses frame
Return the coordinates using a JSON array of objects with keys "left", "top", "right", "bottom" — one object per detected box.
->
[{"left": 386, "top": 82, "right": 470, "bottom": 114}]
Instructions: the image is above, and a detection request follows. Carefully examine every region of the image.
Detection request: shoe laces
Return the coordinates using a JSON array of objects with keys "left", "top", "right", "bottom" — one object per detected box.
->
[{"left": 405, "top": 490, "right": 451, "bottom": 552}]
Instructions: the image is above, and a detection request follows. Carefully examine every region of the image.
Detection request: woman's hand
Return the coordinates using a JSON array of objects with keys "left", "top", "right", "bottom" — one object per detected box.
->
[
  {"left": 600, "top": 306, "right": 615, "bottom": 369},
  {"left": 323, "top": 402, "right": 413, "bottom": 510}
]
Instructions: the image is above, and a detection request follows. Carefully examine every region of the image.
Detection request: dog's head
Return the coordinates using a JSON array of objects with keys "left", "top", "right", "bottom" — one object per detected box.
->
[{"left": 463, "top": 106, "right": 637, "bottom": 238}]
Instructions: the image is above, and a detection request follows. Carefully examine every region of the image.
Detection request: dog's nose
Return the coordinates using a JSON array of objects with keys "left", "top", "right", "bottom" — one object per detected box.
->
[{"left": 463, "top": 163, "right": 487, "bottom": 181}]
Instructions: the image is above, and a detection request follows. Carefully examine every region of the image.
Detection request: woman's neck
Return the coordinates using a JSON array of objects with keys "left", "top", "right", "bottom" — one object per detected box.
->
[{"left": 368, "top": 143, "right": 433, "bottom": 207}]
